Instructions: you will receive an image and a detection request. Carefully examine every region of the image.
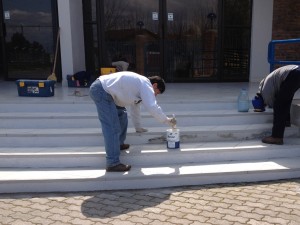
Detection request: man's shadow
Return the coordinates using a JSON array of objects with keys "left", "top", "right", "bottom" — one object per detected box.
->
[{"left": 81, "top": 189, "right": 171, "bottom": 218}]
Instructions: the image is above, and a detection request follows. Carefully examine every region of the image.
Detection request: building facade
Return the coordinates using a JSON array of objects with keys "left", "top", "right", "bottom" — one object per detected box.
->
[{"left": 0, "top": 0, "right": 298, "bottom": 85}]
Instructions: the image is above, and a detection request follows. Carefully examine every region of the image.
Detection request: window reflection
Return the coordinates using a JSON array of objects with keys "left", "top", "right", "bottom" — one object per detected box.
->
[{"left": 3, "top": 0, "right": 55, "bottom": 79}]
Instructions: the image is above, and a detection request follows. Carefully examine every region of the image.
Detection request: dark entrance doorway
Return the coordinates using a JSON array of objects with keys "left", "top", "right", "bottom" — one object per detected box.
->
[
  {"left": 83, "top": 0, "right": 252, "bottom": 82},
  {"left": 0, "top": 0, "right": 59, "bottom": 81}
]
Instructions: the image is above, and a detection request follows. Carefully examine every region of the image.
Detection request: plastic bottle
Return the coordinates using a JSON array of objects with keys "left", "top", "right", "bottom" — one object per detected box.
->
[{"left": 237, "top": 88, "right": 249, "bottom": 112}]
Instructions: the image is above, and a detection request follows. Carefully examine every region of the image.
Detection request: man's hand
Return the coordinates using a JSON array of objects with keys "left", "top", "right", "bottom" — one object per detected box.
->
[
  {"left": 135, "top": 127, "right": 148, "bottom": 133},
  {"left": 167, "top": 117, "right": 177, "bottom": 128}
]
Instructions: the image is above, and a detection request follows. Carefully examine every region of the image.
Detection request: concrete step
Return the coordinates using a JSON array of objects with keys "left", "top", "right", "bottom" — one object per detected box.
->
[
  {"left": 1, "top": 124, "right": 298, "bottom": 147},
  {"left": 0, "top": 157, "right": 299, "bottom": 193},
  {"left": 1, "top": 92, "right": 299, "bottom": 194},
  {"left": 0, "top": 100, "right": 239, "bottom": 113},
  {"left": 1, "top": 82, "right": 299, "bottom": 194},
  {"left": 1, "top": 139, "right": 300, "bottom": 169},
  {"left": 0, "top": 109, "right": 273, "bottom": 129}
]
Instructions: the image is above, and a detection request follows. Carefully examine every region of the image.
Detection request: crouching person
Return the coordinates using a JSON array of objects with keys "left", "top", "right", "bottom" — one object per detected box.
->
[
  {"left": 89, "top": 71, "right": 176, "bottom": 172},
  {"left": 252, "top": 65, "right": 300, "bottom": 145}
]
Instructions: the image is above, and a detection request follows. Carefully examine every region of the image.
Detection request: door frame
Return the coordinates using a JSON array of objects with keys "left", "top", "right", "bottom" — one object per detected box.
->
[{"left": 0, "top": 0, "right": 7, "bottom": 80}]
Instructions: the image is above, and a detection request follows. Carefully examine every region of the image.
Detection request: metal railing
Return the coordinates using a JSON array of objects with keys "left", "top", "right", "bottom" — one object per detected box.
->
[{"left": 268, "top": 38, "right": 300, "bottom": 72}]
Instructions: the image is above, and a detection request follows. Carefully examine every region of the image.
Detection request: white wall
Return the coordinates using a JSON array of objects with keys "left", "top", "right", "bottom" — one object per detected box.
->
[
  {"left": 249, "top": 0, "right": 274, "bottom": 82},
  {"left": 57, "top": 0, "right": 86, "bottom": 86}
]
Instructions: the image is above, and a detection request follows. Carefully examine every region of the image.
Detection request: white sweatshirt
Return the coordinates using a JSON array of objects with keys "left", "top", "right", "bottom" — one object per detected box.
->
[{"left": 98, "top": 71, "right": 169, "bottom": 128}]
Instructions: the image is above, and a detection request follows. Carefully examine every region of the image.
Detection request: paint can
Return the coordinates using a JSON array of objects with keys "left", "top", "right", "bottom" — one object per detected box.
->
[{"left": 166, "top": 128, "right": 180, "bottom": 149}]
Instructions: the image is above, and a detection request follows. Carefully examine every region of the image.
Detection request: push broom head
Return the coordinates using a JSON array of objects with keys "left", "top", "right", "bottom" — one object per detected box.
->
[{"left": 47, "top": 72, "right": 57, "bottom": 82}]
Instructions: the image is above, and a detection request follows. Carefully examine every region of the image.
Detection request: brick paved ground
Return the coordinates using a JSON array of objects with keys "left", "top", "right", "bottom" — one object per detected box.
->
[{"left": 0, "top": 178, "right": 299, "bottom": 225}]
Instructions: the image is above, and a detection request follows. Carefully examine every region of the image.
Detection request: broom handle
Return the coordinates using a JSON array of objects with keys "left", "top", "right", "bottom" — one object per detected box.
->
[{"left": 52, "top": 28, "right": 60, "bottom": 74}]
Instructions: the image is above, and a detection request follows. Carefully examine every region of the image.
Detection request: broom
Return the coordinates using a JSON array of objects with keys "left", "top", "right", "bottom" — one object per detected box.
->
[{"left": 47, "top": 28, "right": 60, "bottom": 82}]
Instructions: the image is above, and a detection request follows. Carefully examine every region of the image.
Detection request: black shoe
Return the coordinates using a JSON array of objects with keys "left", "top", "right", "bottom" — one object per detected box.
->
[
  {"left": 285, "top": 121, "right": 291, "bottom": 127},
  {"left": 106, "top": 163, "right": 131, "bottom": 172},
  {"left": 120, "top": 144, "right": 130, "bottom": 150},
  {"left": 262, "top": 136, "right": 283, "bottom": 145}
]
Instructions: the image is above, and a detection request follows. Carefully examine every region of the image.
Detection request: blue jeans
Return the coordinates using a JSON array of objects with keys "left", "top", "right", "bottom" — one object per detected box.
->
[
  {"left": 117, "top": 106, "right": 128, "bottom": 145},
  {"left": 272, "top": 68, "right": 300, "bottom": 138},
  {"left": 89, "top": 79, "right": 128, "bottom": 167}
]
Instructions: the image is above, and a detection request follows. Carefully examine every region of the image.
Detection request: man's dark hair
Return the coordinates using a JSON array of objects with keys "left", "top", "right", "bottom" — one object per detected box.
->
[{"left": 148, "top": 76, "right": 165, "bottom": 93}]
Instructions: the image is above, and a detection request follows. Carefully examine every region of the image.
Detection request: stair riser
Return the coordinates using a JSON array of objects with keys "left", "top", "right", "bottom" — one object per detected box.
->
[
  {"left": 0, "top": 114, "right": 273, "bottom": 129},
  {"left": 0, "top": 127, "right": 298, "bottom": 148},
  {"left": 0, "top": 102, "right": 239, "bottom": 113},
  {"left": 0, "top": 103, "right": 96, "bottom": 113},
  {"left": 0, "top": 170, "right": 299, "bottom": 193},
  {"left": 0, "top": 131, "right": 262, "bottom": 148},
  {"left": 1, "top": 148, "right": 299, "bottom": 168}
]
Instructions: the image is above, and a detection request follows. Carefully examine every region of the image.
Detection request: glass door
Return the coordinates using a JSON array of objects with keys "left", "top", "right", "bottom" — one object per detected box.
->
[
  {"left": 103, "top": 0, "right": 160, "bottom": 77},
  {"left": 100, "top": 0, "right": 219, "bottom": 82},
  {"left": 165, "top": 0, "right": 218, "bottom": 82},
  {"left": 83, "top": 0, "right": 160, "bottom": 78},
  {"left": 1, "top": 0, "right": 59, "bottom": 80},
  {"left": 83, "top": 0, "right": 251, "bottom": 82},
  {"left": 222, "top": 0, "right": 252, "bottom": 81}
]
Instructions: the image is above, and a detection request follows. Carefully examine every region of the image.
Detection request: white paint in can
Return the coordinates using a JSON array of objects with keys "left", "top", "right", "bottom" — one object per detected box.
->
[{"left": 166, "top": 128, "right": 180, "bottom": 149}]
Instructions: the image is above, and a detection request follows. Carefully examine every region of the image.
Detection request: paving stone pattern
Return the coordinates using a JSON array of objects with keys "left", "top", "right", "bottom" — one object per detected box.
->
[{"left": 0, "top": 179, "right": 299, "bottom": 225}]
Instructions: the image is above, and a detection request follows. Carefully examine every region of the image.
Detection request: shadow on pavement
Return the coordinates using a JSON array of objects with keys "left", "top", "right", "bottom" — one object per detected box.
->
[
  {"left": 81, "top": 178, "right": 300, "bottom": 219},
  {"left": 81, "top": 188, "right": 172, "bottom": 218}
]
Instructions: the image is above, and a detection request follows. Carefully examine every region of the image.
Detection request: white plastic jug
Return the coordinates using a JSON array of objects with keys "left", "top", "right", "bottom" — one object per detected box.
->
[{"left": 237, "top": 88, "right": 249, "bottom": 112}]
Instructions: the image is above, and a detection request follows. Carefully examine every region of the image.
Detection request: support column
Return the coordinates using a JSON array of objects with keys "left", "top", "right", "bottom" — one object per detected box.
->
[
  {"left": 57, "top": 0, "right": 86, "bottom": 86},
  {"left": 249, "top": 0, "right": 273, "bottom": 82}
]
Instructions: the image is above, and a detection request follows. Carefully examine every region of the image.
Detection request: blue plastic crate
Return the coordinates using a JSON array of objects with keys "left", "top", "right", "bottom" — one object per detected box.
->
[{"left": 16, "top": 80, "right": 55, "bottom": 97}]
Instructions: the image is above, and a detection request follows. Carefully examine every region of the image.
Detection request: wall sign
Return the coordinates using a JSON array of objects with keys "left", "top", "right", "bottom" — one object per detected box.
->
[
  {"left": 168, "top": 13, "right": 173, "bottom": 21},
  {"left": 4, "top": 11, "right": 10, "bottom": 20},
  {"left": 152, "top": 12, "right": 158, "bottom": 21}
]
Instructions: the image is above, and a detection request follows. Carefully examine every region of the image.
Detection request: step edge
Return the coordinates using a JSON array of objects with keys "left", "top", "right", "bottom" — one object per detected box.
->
[{"left": 0, "top": 157, "right": 299, "bottom": 182}]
